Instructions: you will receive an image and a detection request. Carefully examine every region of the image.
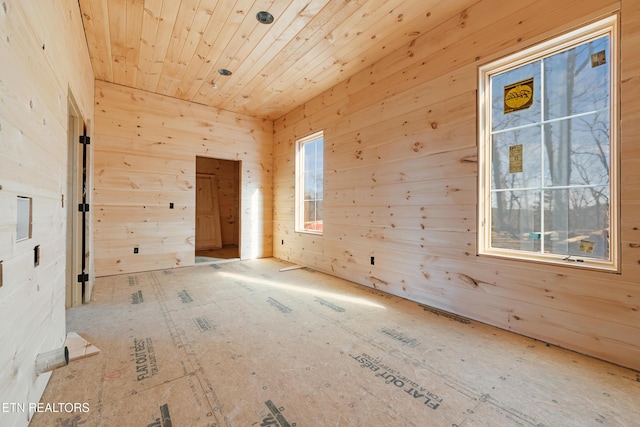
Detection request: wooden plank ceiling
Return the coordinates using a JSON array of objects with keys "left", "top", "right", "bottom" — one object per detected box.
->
[{"left": 79, "top": 0, "right": 474, "bottom": 120}]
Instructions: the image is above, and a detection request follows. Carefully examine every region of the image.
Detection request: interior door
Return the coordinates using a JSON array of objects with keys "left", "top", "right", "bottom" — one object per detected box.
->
[{"left": 196, "top": 174, "right": 222, "bottom": 250}]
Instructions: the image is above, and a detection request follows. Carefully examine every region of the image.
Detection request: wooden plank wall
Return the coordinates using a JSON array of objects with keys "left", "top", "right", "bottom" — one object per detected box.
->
[
  {"left": 0, "top": 1, "right": 94, "bottom": 426},
  {"left": 274, "top": 0, "right": 640, "bottom": 370},
  {"left": 93, "top": 81, "right": 272, "bottom": 277}
]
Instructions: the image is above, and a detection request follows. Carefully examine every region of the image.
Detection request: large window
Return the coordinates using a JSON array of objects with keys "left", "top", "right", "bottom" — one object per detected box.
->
[
  {"left": 478, "top": 16, "right": 618, "bottom": 271},
  {"left": 296, "top": 131, "right": 324, "bottom": 234}
]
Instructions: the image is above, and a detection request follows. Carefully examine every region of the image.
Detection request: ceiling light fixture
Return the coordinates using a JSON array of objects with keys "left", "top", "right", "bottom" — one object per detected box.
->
[
  {"left": 256, "top": 11, "right": 274, "bottom": 24},
  {"left": 218, "top": 68, "right": 232, "bottom": 76}
]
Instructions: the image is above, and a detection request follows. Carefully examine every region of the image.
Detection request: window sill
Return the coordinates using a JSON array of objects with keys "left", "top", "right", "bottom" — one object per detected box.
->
[
  {"left": 295, "top": 229, "right": 323, "bottom": 236},
  {"left": 478, "top": 249, "right": 620, "bottom": 273}
]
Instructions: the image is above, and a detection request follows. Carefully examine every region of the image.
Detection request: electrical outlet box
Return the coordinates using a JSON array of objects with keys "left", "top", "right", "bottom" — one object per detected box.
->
[
  {"left": 169, "top": 203, "right": 174, "bottom": 209},
  {"left": 370, "top": 256, "right": 375, "bottom": 265},
  {"left": 134, "top": 247, "right": 139, "bottom": 254}
]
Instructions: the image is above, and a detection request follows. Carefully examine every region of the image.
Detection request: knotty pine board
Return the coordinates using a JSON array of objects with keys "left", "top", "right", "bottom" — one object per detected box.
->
[
  {"left": 286, "top": 0, "right": 619, "bottom": 126},
  {"left": 93, "top": 81, "right": 273, "bottom": 277},
  {"left": 80, "top": 0, "right": 111, "bottom": 82},
  {"left": 273, "top": 0, "right": 640, "bottom": 371},
  {"left": 210, "top": 0, "right": 334, "bottom": 111},
  {"left": 0, "top": 1, "right": 94, "bottom": 426},
  {"left": 170, "top": 0, "right": 240, "bottom": 101}
]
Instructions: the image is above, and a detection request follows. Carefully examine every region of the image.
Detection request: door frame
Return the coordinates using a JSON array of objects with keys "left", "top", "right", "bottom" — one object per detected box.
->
[
  {"left": 194, "top": 156, "right": 242, "bottom": 259},
  {"left": 66, "top": 93, "right": 92, "bottom": 306}
]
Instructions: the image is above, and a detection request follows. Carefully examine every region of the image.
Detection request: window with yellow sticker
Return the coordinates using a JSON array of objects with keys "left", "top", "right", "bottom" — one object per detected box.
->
[{"left": 478, "top": 16, "right": 619, "bottom": 271}]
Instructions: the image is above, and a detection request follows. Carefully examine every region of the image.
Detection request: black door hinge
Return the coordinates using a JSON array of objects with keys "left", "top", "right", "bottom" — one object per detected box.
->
[
  {"left": 78, "top": 203, "right": 90, "bottom": 212},
  {"left": 77, "top": 273, "right": 89, "bottom": 283},
  {"left": 79, "top": 135, "right": 90, "bottom": 145}
]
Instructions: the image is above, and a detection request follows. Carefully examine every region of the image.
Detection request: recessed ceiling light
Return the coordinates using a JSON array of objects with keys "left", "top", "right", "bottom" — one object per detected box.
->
[
  {"left": 218, "top": 68, "right": 232, "bottom": 76},
  {"left": 256, "top": 11, "right": 274, "bottom": 24}
]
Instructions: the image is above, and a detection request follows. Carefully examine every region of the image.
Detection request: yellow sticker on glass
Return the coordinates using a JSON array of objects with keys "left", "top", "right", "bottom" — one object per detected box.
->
[
  {"left": 579, "top": 240, "right": 595, "bottom": 254},
  {"left": 504, "top": 78, "right": 534, "bottom": 113},
  {"left": 509, "top": 144, "right": 523, "bottom": 173}
]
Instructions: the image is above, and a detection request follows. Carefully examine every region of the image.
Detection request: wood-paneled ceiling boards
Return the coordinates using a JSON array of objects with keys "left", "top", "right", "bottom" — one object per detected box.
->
[{"left": 79, "top": 0, "right": 477, "bottom": 120}]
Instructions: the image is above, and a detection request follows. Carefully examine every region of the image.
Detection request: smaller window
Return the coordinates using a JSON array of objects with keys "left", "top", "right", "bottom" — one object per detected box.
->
[
  {"left": 295, "top": 131, "right": 324, "bottom": 234},
  {"left": 17, "top": 196, "right": 32, "bottom": 241}
]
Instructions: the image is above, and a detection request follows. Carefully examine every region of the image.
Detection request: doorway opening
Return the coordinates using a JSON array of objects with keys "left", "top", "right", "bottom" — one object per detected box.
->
[{"left": 195, "top": 156, "right": 241, "bottom": 263}]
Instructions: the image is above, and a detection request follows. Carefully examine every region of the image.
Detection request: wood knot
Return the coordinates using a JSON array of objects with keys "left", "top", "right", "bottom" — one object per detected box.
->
[
  {"left": 430, "top": 122, "right": 438, "bottom": 129},
  {"left": 458, "top": 273, "right": 479, "bottom": 288}
]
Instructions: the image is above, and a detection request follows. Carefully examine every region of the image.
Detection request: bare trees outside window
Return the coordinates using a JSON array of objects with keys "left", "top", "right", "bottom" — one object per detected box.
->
[{"left": 478, "top": 16, "right": 618, "bottom": 271}]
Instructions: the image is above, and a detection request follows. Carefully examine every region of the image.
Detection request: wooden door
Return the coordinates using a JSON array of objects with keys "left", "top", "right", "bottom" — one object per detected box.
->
[{"left": 196, "top": 174, "right": 222, "bottom": 250}]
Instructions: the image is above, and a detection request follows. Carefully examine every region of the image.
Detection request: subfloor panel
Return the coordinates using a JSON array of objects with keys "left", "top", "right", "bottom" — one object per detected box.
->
[{"left": 30, "top": 258, "right": 640, "bottom": 426}]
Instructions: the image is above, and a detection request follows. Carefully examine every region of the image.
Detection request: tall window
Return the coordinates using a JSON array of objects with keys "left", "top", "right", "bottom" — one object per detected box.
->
[
  {"left": 478, "top": 16, "right": 618, "bottom": 271},
  {"left": 296, "top": 131, "right": 324, "bottom": 234}
]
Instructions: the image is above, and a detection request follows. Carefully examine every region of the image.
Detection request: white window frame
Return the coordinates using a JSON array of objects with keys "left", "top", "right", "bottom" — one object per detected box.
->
[
  {"left": 295, "top": 130, "right": 324, "bottom": 235},
  {"left": 477, "top": 16, "right": 619, "bottom": 272}
]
